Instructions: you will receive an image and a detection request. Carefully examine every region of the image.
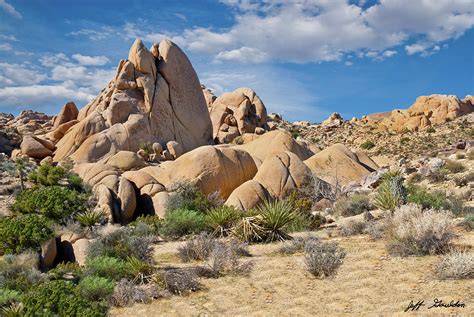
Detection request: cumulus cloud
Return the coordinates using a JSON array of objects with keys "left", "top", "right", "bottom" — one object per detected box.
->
[
  {"left": 0, "top": 0, "right": 22, "bottom": 19},
  {"left": 169, "top": 0, "right": 474, "bottom": 63},
  {"left": 0, "top": 63, "right": 47, "bottom": 86},
  {"left": 0, "top": 43, "right": 12, "bottom": 51},
  {"left": 72, "top": 54, "right": 110, "bottom": 66},
  {"left": 215, "top": 47, "right": 269, "bottom": 63},
  {"left": 382, "top": 50, "right": 397, "bottom": 58}
]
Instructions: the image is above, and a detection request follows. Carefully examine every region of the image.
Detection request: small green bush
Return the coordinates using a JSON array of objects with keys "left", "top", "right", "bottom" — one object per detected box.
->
[
  {"left": 444, "top": 160, "right": 466, "bottom": 174},
  {"left": 87, "top": 228, "right": 153, "bottom": 261},
  {"left": 83, "top": 256, "right": 129, "bottom": 281},
  {"left": 28, "top": 164, "right": 65, "bottom": 186},
  {"left": 48, "top": 262, "right": 82, "bottom": 281},
  {"left": 0, "top": 252, "right": 45, "bottom": 292},
  {"left": 0, "top": 288, "right": 21, "bottom": 307},
  {"left": 360, "top": 140, "right": 375, "bottom": 150},
  {"left": 22, "top": 280, "right": 107, "bottom": 317},
  {"left": 77, "top": 276, "right": 114, "bottom": 302},
  {"left": 206, "top": 206, "right": 242, "bottom": 237},
  {"left": 12, "top": 186, "right": 89, "bottom": 222},
  {"left": 129, "top": 215, "right": 161, "bottom": 235},
  {"left": 166, "top": 183, "right": 222, "bottom": 213},
  {"left": 333, "top": 194, "right": 372, "bottom": 217},
  {"left": 0, "top": 214, "right": 54, "bottom": 254},
  {"left": 159, "top": 209, "right": 207, "bottom": 239},
  {"left": 465, "top": 213, "right": 474, "bottom": 230},
  {"left": 407, "top": 185, "right": 463, "bottom": 215}
]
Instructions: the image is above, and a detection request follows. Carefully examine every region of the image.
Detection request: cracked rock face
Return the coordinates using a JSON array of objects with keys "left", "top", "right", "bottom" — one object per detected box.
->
[{"left": 53, "top": 38, "right": 212, "bottom": 163}]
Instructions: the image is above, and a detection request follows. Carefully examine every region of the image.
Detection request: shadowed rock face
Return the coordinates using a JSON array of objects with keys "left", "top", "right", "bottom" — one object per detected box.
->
[{"left": 53, "top": 38, "right": 213, "bottom": 163}]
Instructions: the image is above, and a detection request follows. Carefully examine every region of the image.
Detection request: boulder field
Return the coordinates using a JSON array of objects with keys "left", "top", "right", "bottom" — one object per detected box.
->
[{"left": 22, "top": 37, "right": 466, "bottom": 223}]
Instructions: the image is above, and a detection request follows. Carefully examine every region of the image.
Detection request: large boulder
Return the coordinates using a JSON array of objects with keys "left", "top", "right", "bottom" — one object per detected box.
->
[
  {"left": 304, "top": 143, "right": 378, "bottom": 186},
  {"left": 103, "top": 150, "right": 145, "bottom": 171},
  {"left": 209, "top": 88, "right": 268, "bottom": 143},
  {"left": 53, "top": 102, "right": 79, "bottom": 129},
  {"left": 235, "top": 130, "right": 315, "bottom": 163},
  {"left": 53, "top": 38, "right": 212, "bottom": 163},
  {"left": 20, "top": 135, "right": 53, "bottom": 159},
  {"left": 226, "top": 151, "right": 312, "bottom": 210}
]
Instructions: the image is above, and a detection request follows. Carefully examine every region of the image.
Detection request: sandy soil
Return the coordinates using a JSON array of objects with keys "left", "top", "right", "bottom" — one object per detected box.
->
[{"left": 111, "top": 229, "right": 474, "bottom": 317}]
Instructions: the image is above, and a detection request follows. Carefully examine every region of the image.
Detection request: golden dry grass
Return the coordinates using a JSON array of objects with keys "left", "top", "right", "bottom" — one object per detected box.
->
[{"left": 111, "top": 230, "right": 474, "bottom": 317}]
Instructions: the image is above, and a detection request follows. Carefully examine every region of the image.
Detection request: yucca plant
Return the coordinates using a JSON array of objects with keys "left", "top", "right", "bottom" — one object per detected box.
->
[
  {"left": 126, "top": 256, "right": 154, "bottom": 284},
  {"left": 75, "top": 210, "right": 104, "bottom": 229},
  {"left": 258, "top": 200, "right": 296, "bottom": 242},
  {"left": 0, "top": 302, "right": 24, "bottom": 317},
  {"left": 231, "top": 215, "right": 266, "bottom": 243},
  {"left": 374, "top": 172, "right": 407, "bottom": 211},
  {"left": 206, "top": 206, "right": 242, "bottom": 237}
]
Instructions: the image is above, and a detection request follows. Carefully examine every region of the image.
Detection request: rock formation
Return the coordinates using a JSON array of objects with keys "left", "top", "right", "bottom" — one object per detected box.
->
[
  {"left": 209, "top": 87, "right": 269, "bottom": 143},
  {"left": 51, "top": 38, "right": 212, "bottom": 163}
]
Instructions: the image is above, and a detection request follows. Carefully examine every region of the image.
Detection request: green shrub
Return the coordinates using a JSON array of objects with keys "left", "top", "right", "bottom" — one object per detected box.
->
[
  {"left": 22, "top": 280, "right": 107, "bottom": 317},
  {"left": 360, "top": 140, "right": 375, "bottom": 150},
  {"left": 166, "top": 183, "right": 222, "bottom": 213},
  {"left": 48, "top": 262, "right": 82, "bottom": 281},
  {"left": 465, "top": 213, "right": 474, "bottom": 230},
  {"left": 12, "top": 186, "right": 89, "bottom": 222},
  {"left": 0, "top": 289, "right": 21, "bottom": 307},
  {"left": 77, "top": 276, "right": 114, "bottom": 302},
  {"left": 159, "top": 209, "right": 207, "bottom": 239},
  {"left": 87, "top": 228, "right": 153, "bottom": 261},
  {"left": 374, "top": 172, "right": 406, "bottom": 210},
  {"left": 129, "top": 215, "right": 161, "bottom": 235},
  {"left": 206, "top": 206, "right": 242, "bottom": 237},
  {"left": 384, "top": 204, "right": 454, "bottom": 256},
  {"left": 28, "top": 164, "right": 65, "bottom": 186},
  {"left": 333, "top": 194, "right": 372, "bottom": 217},
  {"left": 0, "top": 252, "right": 45, "bottom": 292},
  {"left": 444, "top": 160, "right": 466, "bottom": 174},
  {"left": 407, "top": 185, "right": 463, "bottom": 215},
  {"left": 0, "top": 214, "right": 54, "bottom": 254},
  {"left": 83, "top": 256, "right": 129, "bottom": 281}
]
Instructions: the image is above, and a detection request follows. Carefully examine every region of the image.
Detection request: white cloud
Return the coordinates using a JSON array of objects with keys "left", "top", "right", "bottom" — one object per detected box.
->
[
  {"left": 174, "top": 13, "right": 188, "bottom": 21},
  {"left": 215, "top": 47, "right": 269, "bottom": 63},
  {"left": 0, "top": 0, "right": 22, "bottom": 19},
  {"left": 382, "top": 50, "right": 397, "bottom": 58},
  {"left": 0, "top": 63, "right": 47, "bottom": 86},
  {"left": 169, "top": 0, "right": 474, "bottom": 64},
  {"left": 344, "top": 61, "right": 353, "bottom": 66},
  {"left": 0, "top": 34, "right": 17, "bottom": 41},
  {"left": 67, "top": 26, "right": 115, "bottom": 41},
  {"left": 0, "top": 43, "right": 12, "bottom": 51},
  {"left": 72, "top": 54, "right": 110, "bottom": 66},
  {"left": 405, "top": 43, "right": 429, "bottom": 55},
  {"left": 39, "top": 53, "right": 70, "bottom": 67}
]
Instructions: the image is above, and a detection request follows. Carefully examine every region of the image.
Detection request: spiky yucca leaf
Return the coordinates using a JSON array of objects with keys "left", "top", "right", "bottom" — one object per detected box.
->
[
  {"left": 258, "top": 200, "right": 295, "bottom": 242},
  {"left": 206, "top": 206, "right": 242, "bottom": 237}
]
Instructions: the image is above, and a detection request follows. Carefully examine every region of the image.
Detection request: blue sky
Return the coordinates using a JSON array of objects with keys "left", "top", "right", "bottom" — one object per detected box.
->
[{"left": 0, "top": 0, "right": 473, "bottom": 122}]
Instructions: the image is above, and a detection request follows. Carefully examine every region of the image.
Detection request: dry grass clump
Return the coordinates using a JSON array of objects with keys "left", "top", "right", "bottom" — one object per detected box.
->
[
  {"left": 340, "top": 220, "right": 367, "bottom": 236},
  {"left": 177, "top": 232, "right": 218, "bottom": 262},
  {"left": 110, "top": 279, "right": 153, "bottom": 307},
  {"left": 152, "top": 269, "right": 201, "bottom": 296},
  {"left": 384, "top": 204, "right": 454, "bottom": 256},
  {"left": 436, "top": 250, "right": 474, "bottom": 279},
  {"left": 206, "top": 244, "right": 253, "bottom": 277},
  {"left": 332, "top": 194, "right": 372, "bottom": 217},
  {"left": 304, "top": 240, "right": 346, "bottom": 278}
]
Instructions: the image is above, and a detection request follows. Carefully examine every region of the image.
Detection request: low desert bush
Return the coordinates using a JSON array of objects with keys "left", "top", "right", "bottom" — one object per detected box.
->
[
  {"left": 12, "top": 186, "right": 90, "bottom": 223},
  {"left": 205, "top": 243, "right": 253, "bottom": 277},
  {"left": 277, "top": 235, "right": 320, "bottom": 254},
  {"left": 159, "top": 209, "right": 207, "bottom": 239},
  {"left": 304, "top": 240, "right": 346, "bottom": 278},
  {"left": 129, "top": 215, "right": 161, "bottom": 236},
  {"left": 77, "top": 275, "right": 114, "bottom": 302},
  {"left": 333, "top": 194, "right": 372, "bottom": 217},
  {"left": 384, "top": 204, "right": 454, "bottom": 256},
  {"left": 22, "top": 280, "right": 107, "bottom": 317},
  {"left": 373, "top": 172, "right": 406, "bottom": 210},
  {"left": 465, "top": 213, "right": 474, "bottom": 230},
  {"left": 0, "top": 251, "right": 45, "bottom": 292},
  {"left": 48, "top": 262, "right": 82, "bottom": 281},
  {"left": 177, "top": 232, "right": 218, "bottom": 262},
  {"left": 360, "top": 140, "right": 375, "bottom": 150},
  {"left": 340, "top": 220, "right": 367, "bottom": 236},
  {"left": 364, "top": 221, "right": 385, "bottom": 240},
  {"left": 468, "top": 151, "right": 474, "bottom": 160},
  {"left": 28, "top": 163, "right": 65, "bottom": 186},
  {"left": 444, "top": 160, "right": 466, "bottom": 174},
  {"left": 206, "top": 206, "right": 242, "bottom": 237},
  {"left": 83, "top": 256, "right": 129, "bottom": 281},
  {"left": 110, "top": 279, "right": 150, "bottom": 307},
  {"left": 407, "top": 185, "right": 464, "bottom": 215},
  {"left": 0, "top": 288, "right": 21, "bottom": 307},
  {"left": 87, "top": 227, "right": 153, "bottom": 261},
  {"left": 166, "top": 183, "right": 222, "bottom": 213},
  {"left": 436, "top": 250, "right": 474, "bottom": 279},
  {"left": 153, "top": 269, "right": 201, "bottom": 296},
  {"left": 0, "top": 214, "right": 54, "bottom": 254}
]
